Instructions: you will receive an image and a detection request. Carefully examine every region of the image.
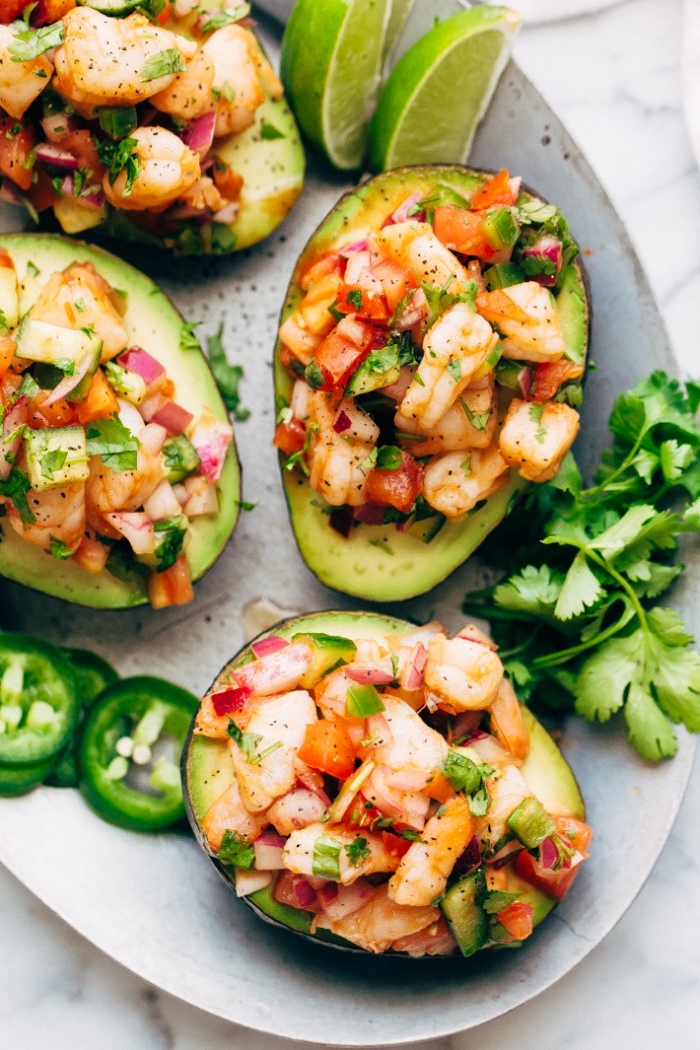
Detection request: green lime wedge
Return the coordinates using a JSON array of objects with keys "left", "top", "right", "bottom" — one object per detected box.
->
[
  {"left": 369, "top": 5, "right": 523, "bottom": 172},
  {"left": 382, "top": 0, "right": 415, "bottom": 69},
  {"left": 280, "top": 0, "right": 393, "bottom": 171}
]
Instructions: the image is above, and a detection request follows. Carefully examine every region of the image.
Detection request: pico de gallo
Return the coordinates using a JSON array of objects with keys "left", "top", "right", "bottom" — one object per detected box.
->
[
  {"left": 0, "top": 247, "right": 233, "bottom": 607},
  {"left": 193, "top": 616, "right": 592, "bottom": 956},
  {"left": 274, "top": 168, "right": 585, "bottom": 537}
]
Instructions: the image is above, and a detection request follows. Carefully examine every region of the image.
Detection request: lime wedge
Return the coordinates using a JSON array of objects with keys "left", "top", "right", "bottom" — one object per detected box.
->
[
  {"left": 281, "top": 0, "right": 393, "bottom": 171},
  {"left": 382, "top": 0, "right": 415, "bottom": 69},
  {"left": 369, "top": 6, "right": 523, "bottom": 172}
]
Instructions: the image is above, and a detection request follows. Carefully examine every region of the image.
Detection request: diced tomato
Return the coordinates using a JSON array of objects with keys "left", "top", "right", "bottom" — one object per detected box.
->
[
  {"left": 300, "top": 252, "right": 345, "bottom": 292},
  {"left": 58, "top": 130, "right": 105, "bottom": 182},
  {"left": 555, "top": 815, "right": 593, "bottom": 855},
  {"left": 0, "top": 118, "right": 35, "bottom": 191},
  {"left": 433, "top": 206, "right": 502, "bottom": 262},
  {"left": 148, "top": 554, "right": 194, "bottom": 609},
  {"left": 381, "top": 830, "right": 412, "bottom": 859},
  {"left": 530, "top": 360, "right": 584, "bottom": 402},
  {"left": 1, "top": 371, "right": 21, "bottom": 404},
  {"left": 372, "top": 259, "right": 418, "bottom": 315},
  {"left": 470, "top": 169, "right": 514, "bottom": 210},
  {"left": 365, "top": 452, "right": 423, "bottom": 513},
  {"left": 297, "top": 719, "right": 356, "bottom": 780},
  {"left": 33, "top": 0, "right": 75, "bottom": 23},
  {"left": 212, "top": 160, "right": 243, "bottom": 201},
  {"left": 24, "top": 168, "right": 60, "bottom": 213},
  {"left": 155, "top": 0, "right": 171, "bottom": 23},
  {"left": 497, "top": 900, "right": 534, "bottom": 940},
  {"left": 515, "top": 816, "right": 593, "bottom": 900},
  {"left": 313, "top": 317, "right": 381, "bottom": 390},
  {"left": 74, "top": 369, "right": 120, "bottom": 425},
  {"left": 273, "top": 418, "right": 306, "bottom": 456},
  {"left": 336, "top": 283, "right": 390, "bottom": 324},
  {"left": 0, "top": 336, "right": 15, "bottom": 383},
  {"left": 425, "top": 769, "right": 456, "bottom": 804},
  {"left": 72, "top": 534, "right": 110, "bottom": 575},
  {"left": 28, "top": 391, "right": 77, "bottom": 428},
  {"left": 0, "top": 0, "right": 30, "bottom": 25},
  {"left": 475, "top": 288, "right": 529, "bottom": 324}
]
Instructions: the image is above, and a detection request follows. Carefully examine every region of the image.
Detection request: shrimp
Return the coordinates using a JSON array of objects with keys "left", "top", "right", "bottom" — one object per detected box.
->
[
  {"left": 151, "top": 49, "right": 215, "bottom": 121},
  {"left": 399, "top": 303, "right": 499, "bottom": 429},
  {"left": 267, "top": 787, "right": 328, "bottom": 836},
  {"left": 6, "top": 483, "right": 85, "bottom": 553},
  {"left": 307, "top": 391, "right": 377, "bottom": 507},
  {"left": 202, "top": 776, "right": 268, "bottom": 852},
  {"left": 283, "top": 822, "right": 399, "bottom": 885},
  {"left": 0, "top": 25, "right": 53, "bottom": 120},
  {"left": 85, "top": 445, "right": 164, "bottom": 537},
  {"left": 424, "top": 632, "right": 503, "bottom": 713},
  {"left": 388, "top": 796, "right": 473, "bottom": 907},
  {"left": 202, "top": 25, "right": 281, "bottom": 138},
  {"left": 53, "top": 9, "right": 197, "bottom": 114},
  {"left": 229, "top": 690, "right": 317, "bottom": 812},
  {"left": 313, "top": 884, "right": 440, "bottom": 954},
  {"left": 29, "top": 263, "right": 128, "bottom": 363},
  {"left": 489, "top": 678, "right": 530, "bottom": 760},
  {"left": 391, "top": 917, "right": 456, "bottom": 956},
  {"left": 476, "top": 282, "right": 567, "bottom": 362},
  {"left": 421, "top": 445, "right": 509, "bottom": 519},
  {"left": 395, "top": 374, "right": 496, "bottom": 454},
  {"left": 370, "top": 221, "right": 470, "bottom": 292},
  {"left": 102, "top": 127, "right": 200, "bottom": 212},
  {"left": 498, "top": 397, "right": 580, "bottom": 483},
  {"left": 471, "top": 764, "right": 533, "bottom": 852}
]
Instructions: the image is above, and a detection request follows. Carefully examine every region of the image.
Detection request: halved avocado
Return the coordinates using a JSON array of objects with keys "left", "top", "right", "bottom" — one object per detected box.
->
[
  {"left": 273, "top": 166, "right": 589, "bottom": 601},
  {"left": 183, "top": 610, "right": 586, "bottom": 956},
  {"left": 0, "top": 233, "right": 240, "bottom": 608}
]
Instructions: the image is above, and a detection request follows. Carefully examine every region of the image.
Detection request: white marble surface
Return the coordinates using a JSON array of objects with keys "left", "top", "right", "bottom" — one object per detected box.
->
[{"left": 2, "top": 0, "right": 700, "bottom": 1046}]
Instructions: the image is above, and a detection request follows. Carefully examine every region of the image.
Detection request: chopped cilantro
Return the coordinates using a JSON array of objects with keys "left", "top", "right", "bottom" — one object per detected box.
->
[
  {"left": 154, "top": 516, "right": 187, "bottom": 573},
  {"left": 218, "top": 829, "right": 254, "bottom": 869},
  {"left": 26, "top": 260, "right": 39, "bottom": 277},
  {"left": 49, "top": 536, "right": 74, "bottom": 560},
  {"left": 0, "top": 467, "right": 34, "bottom": 525},
  {"left": 179, "top": 320, "right": 201, "bottom": 351},
  {"left": 529, "top": 401, "right": 548, "bottom": 443},
  {"left": 206, "top": 324, "right": 249, "bottom": 421},
  {"left": 140, "top": 48, "right": 186, "bottom": 82},
  {"left": 260, "top": 121, "right": 285, "bottom": 140},
  {"left": 86, "top": 414, "right": 141, "bottom": 472},
  {"left": 346, "top": 288, "right": 363, "bottom": 311},
  {"left": 483, "top": 890, "right": 521, "bottom": 915},
  {"left": 459, "top": 398, "right": 491, "bottom": 431},
  {"left": 97, "top": 137, "right": 141, "bottom": 196},
  {"left": 344, "top": 836, "right": 371, "bottom": 866},
  {"left": 200, "top": 2, "right": 250, "bottom": 31},
  {"left": 8, "top": 20, "right": 63, "bottom": 62},
  {"left": 40, "top": 447, "right": 67, "bottom": 481},
  {"left": 376, "top": 445, "right": 403, "bottom": 471},
  {"left": 400, "top": 829, "right": 424, "bottom": 842},
  {"left": 446, "top": 358, "right": 461, "bottom": 383}
]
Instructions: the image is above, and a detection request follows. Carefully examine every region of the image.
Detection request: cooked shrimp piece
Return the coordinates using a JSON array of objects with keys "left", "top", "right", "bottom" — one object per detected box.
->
[
  {"left": 363, "top": 764, "right": 431, "bottom": 830},
  {"left": 399, "top": 303, "right": 499, "bottom": 429},
  {"left": 370, "top": 221, "right": 470, "bottom": 292},
  {"left": 283, "top": 822, "right": 399, "bottom": 885},
  {"left": 476, "top": 282, "right": 566, "bottom": 363},
  {"left": 307, "top": 391, "right": 376, "bottom": 507},
  {"left": 29, "top": 263, "right": 128, "bottom": 363},
  {"left": 267, "top": 787, "right": 328, "bottom": 837},
  {"left": 102, "top": 126, "right": 200, "bottom": 212},
  {"left": 471, "top": 764, "right": 533, "bottom": 851},
  {"left": 365, "top": 695, "right": 448, "bottom": 781},
  {"left": 6, "top": 483, "right": 85, "bottom": 553},
  {"left": 202, "top": 776, "right": 268, "bottom": 851},
  {"left": 202, "top": 25, "right": 278, "bottom": 137},
  {"left": 313, "top": 884, "right": 440, "bottom": 953},
  {"left": 0, "top": 25, "right": 53, "bottom": 119},
  {"left": 489, "top": 678, "right": 530, "bottom": 760},
  {"left": 54, "top": 9, "right": 197, "bottom": 113},
  {"left": 424, "top": 632, "right": 503, "bottom": 713},
  {"left": 391, "top": 916, "right": 457, "bottom": 956},
  {"left": 389, "top": 796, "right": 473, "bottom": 907},
  {"left": 395, "top": 374, "right": 496, "bottom": 454},
  {"left": 422, "top": 445, "right": 509, "bottom": 519},
  {"left": 151, "top": 49, "right": 215, "bottom": 121},
  {"left": 229, "top": 690, "right": 317, "bottom": 812},
  {"left": 86, "top": 445, "right": 164, "bottom": 536},
  {"left": 499, "top": 397, "right": 580, "bottom": 483}
]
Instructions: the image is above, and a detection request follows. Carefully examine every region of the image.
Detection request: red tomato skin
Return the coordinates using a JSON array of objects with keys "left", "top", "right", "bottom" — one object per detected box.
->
[
  {"left": 365, "top": 453, "right": 424, "bottom": 513},
  {"left": 470, "top": 169, "right": 514, "bottom": 209},
  {"left": 297, "top": 720, "right": 356, "bottom": 780},
  {"left": 336, "top": 284, "right": 390, "bottom": 324},
  {"left": 530, "top": 360, "right": 584, "bottom": 402},
  {"left": 0, "top": 118, "right": 35, "bottom": 191},
  {"left": 273, "top": 419, "right": 306, "bottom": 456},
  {"left": 497, "top": 900, "right": 534, "bottom": 940}
]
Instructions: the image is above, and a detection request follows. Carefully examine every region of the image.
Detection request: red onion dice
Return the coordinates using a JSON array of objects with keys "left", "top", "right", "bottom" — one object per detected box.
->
[
  {"left": 345, "top": 666, "right": 394, "bottom": 686},
  {"left": 183, "top": 111, "right": 216, "bottom": 158},
  {"left": 211, "top": 685, "right": 251, "bottom": 716},
  {"left": 151, "top": 401, "right": 194, "bottom": 436},
  {"left": 250, "top": 636, "right": 289, "bottom": 659},
  {"left": 118, "top": 347, "right": 165, "bottom": 385},
  {"left": 333, "top": 410, "right": 352, "bottom": 434},
  {"left": 35, "top": 143, "right": 80, "bottom": 171},
  {"left": 520, "top": 234, "right": 563, "bottom": 287}
]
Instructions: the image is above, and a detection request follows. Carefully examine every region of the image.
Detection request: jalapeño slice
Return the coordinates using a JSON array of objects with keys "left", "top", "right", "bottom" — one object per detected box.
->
[
  {"left": 64, "top": 648, "right": 120, "bottom": 706},
  {"left": 78, "top": 676, "right": 198, "bottom": 832}
]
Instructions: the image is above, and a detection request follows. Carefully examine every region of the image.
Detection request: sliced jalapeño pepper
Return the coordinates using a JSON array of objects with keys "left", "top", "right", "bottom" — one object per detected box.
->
[
  {"left": 0, "top": 635, "right": 79, "bottom": 769},
  {"left": 78, "top": 676, "right": 198, "bottom": 832},
  {"left": 0, "top": 754, "right": 57, "bottom": 796}
]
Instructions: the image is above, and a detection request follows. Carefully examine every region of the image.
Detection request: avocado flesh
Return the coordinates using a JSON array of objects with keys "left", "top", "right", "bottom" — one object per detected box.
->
[
  {"left": 274, "top": 166, "right": 589, "bottom": 602},
  {"left": 0, "top": 234, "right": 240, "bottom": 608},
  {"left": 100, "top": 86, "right": 305, "bottom": 254},
  {"left": 184, "top": 610, "right": 585, "bottom": 955}
]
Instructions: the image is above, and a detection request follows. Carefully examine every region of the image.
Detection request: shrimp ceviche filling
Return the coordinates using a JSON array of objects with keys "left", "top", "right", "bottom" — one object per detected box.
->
[
  {"left": 190, "top": 615, "right": 592, "bottom": 957},
  {"left": 0, "top": 0, "right": 300, "bottom": 252},
  {"left": 274, "top": 168, "right": 585, "bottom": 540},
  {"left": 0, "top": 243, "right": 233, "bottom": 607}
]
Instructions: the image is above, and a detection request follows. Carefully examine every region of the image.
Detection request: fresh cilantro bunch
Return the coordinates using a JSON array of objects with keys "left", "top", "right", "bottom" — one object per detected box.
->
[{"left": 464, "top": 372, "right": 700, "bottom": 761}]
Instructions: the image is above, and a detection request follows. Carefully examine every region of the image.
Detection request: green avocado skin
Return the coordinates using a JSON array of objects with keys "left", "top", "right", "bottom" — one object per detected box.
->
[
  {"left": 274, "top": 165, "right": 590, "bottom": 602},
  {"left": 183, "top": 611, "right": 586, "bottom": 956},
  {"left": 0, "top": 234, "right": 241, "bottom": 608}
]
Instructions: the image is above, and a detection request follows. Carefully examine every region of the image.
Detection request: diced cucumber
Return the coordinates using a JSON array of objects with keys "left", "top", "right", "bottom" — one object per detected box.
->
[
  {"left": 345, "top": 360, "right": 401, "bottom": 397},
  {"left": 440, "top": 869, "right": 488, "bottom": 957},
  {"left": 15, "top": 317, "right": 103, "bottom": 375},
  {"left": 507, "top": 796, "right": 557, "bottom": 849},
  {"left": 0, "top": 263, "right": 19, "bottom": 330},
  {"left": 103, "top": 360, "right": 147, "bottom": 405},
  {"left": 23, "top": 426, "right": 89, "bottom": 491},
  {"left": 77, "top": 0, "right": 143, "bottom": 13},
  {"left": 162, "top": 434, "right": 201, "bottom": 483},
  {"left": 291, "top": 632, "right": 357, "bottom": 689},
  {"left": 472, "top": 340, "right": 503, "bottom": 380},
  {"left": 483, "top": 262, "right": 525, "bottom": 291}
]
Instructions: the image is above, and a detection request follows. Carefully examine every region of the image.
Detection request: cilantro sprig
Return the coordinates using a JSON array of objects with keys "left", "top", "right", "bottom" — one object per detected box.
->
[
  {"left": 464, "top": 372, "right": 700, "bottom": 761},
  {"left": 96, "top": 137, "right": 141, "bottom": 196},
  {"left": 206, "top": 324, "right": 250, "bottom": 421}
]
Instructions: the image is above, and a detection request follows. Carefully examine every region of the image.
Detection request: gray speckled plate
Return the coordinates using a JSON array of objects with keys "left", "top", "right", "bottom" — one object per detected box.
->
[{"left": 0, "top": 4, "right": 695, "bottom": 1045}]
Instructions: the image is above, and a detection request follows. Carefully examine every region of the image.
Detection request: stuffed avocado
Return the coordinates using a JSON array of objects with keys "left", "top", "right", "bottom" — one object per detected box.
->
[
  {"left": 184, "top": 611, "right": 591, "bottom": 958},
  {"left": 0, "top": 233, "right": 240, "bottom": 608},
  {"left": 0, "top": 3, "right": 304, "bottom": 255},
  {"left": 272, "top": 166, "right": 588, "bottom": 601}
]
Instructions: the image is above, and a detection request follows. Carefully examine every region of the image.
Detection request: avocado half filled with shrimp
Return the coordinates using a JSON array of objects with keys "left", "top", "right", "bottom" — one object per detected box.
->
[
  {"left": 0, "top": 233, "right": 240, "bottom": 608},
  {"left": 272, "top": 166, "right": 589, "bottom": 601},
  {"left": 184, "top": 611, "right": 591, "bottom": 958}
]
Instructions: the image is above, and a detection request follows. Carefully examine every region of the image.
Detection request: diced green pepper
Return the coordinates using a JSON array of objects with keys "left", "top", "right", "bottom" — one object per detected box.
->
[
  {"left": 483, "top": 262, "right": 525, "bottom": 290},
  {"left": 507, "top": 796, "right": 557, "bottom": 849},
  {"left": 481, "top": 208, "right": 520, "bottom": 252},
  {"left": 345, "top": 683, "right": 385, "bottom": 718},
  {"left": 292, "top": 632, "right": 357, "bottom": 689},
  {"left": 440, "top": 869, "right": 488, "bottom": 957},
  {"left": 162, "top": 434, "right": 201, "bottom": 483},
  {"left": 97, "top": 106, "right": 138, "bottom": 140}
]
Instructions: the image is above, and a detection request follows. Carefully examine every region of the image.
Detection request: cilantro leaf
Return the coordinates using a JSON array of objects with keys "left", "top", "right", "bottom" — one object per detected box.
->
[
  {"left": 344, "top": 836, "right": 371, "bottom": 866},
  {"left": 179, "top": 321, "right": 201, "bottom": 351},
  {"left": 8, "top": 20, "right": 63, "bottom": 62},
  {"left": 96, "top": 137, "right": 141, "bottom": 195},
  {"left": 0, "top": 467, "right": 35, "bottom": 525},
  {"left": 154, "top": 516, "right": 187, "bottom": 572},
  {"left": 219, "top": 829, "right": 254, "bottom": 869},
  {"left": 624, "top": 681, "right": 678, "bottom": 762},
  {"left": 206, "top": 324, "right": 249, "bottom": 421},
  {"left": 260, "top": 121, "right": 285, "bottom": 140},
  {"left": 49, "top": 535, "right": 74, "bottom": 560},
  {"left": 376, "top": 445, "right": 403, "bottom": 471},
  {"left": 140, "top": 48, "right": 186, "bottom": 82},
  {"left": 420, "top": 278, "right": 478, "bottom": 327},
  {"left": 483, "top": 890, "right": 521, "bottom": 915},
  {"left": 86, "top": 415, "right": 141, "bottom": 472},
  {"left": 553, "top": 550, "right": 604, "bottom": 620},
  {"left": 493, "top": 564, "right": 564, "bottom": 618},
  {"left": 200, "top": 2, "right": 250, "bottom": 31}
]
